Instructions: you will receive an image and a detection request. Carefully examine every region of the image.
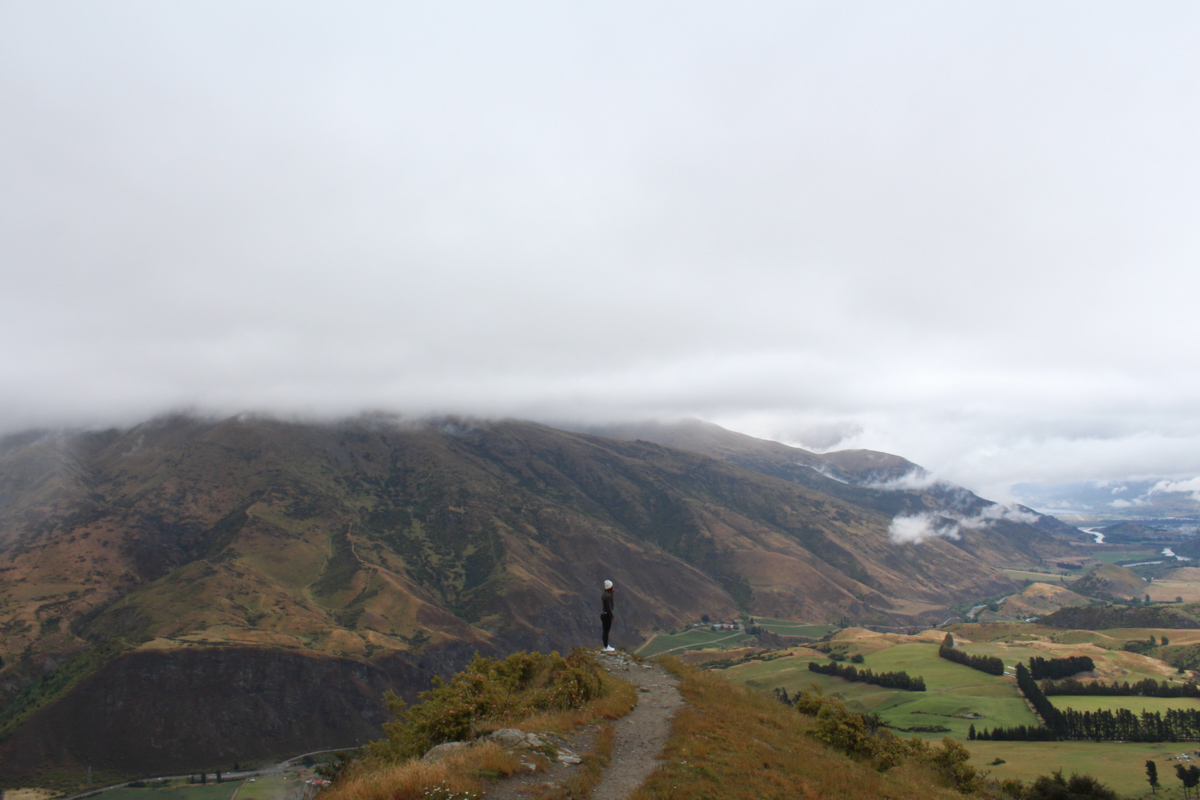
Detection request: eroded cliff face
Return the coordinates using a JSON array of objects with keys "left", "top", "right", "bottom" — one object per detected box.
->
[{"left": 0, "top": 646, "right": 430, "bottom": 779}]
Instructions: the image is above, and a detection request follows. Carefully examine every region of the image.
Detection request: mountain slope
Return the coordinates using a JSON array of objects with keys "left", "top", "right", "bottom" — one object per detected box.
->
[
  {"left": 0, "top": 414, "right": 1068, "bottom": 781},
  {"left": 584, "top": 418, "right": 1077, "bottom": 563}
]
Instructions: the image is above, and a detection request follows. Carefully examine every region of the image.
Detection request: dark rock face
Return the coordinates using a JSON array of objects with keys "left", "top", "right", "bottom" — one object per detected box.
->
[{"left": 0, "top": 646, "right": 429, "bottom": 778}]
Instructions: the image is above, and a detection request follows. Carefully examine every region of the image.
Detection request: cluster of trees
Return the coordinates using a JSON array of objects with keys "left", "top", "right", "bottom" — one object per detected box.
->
[
  {"left": 938, "top": 634, "right": 1004, "bottom": 676},
  {"left": 188, "top": 772, "right": 222, "bottom": 784},
  {"left": 1175, "top": 761, "right": 1200, "bottom": 799},
  {"left": 970, "top": 723, "right": 1057, "bottom": 742},
  {"left": 807, "top": 660, "right": 926, "bottom": 691},
  {"left": 1028, "top": 655, "right": 1094, "bottom": 680},
  {"left": 1125, "top": 634, "right": 1171, "bottom": 655},
  {"left": 1041, "top": 676, "right": 1200, "bottom": 698},
  {"left": 1055, "top": 706, "right": 1200, "bottom": 742},
  {"left": 978, "top": 662, "right": 1200, "bottom": 742},
  {"left": 977, "top": 662, "right": 1068, "bottom": 739}
]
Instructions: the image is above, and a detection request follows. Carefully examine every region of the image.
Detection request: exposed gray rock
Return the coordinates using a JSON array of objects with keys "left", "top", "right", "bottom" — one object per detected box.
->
[
  {"left": 423, "top": 741, "right": 471, "bottom": 762},
  {"left": 487, "top": 728, "right": 528, "bottom": 748}
]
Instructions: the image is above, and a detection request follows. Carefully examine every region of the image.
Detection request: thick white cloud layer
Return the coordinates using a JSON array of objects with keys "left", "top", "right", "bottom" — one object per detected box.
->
[
  {"left": 888, "top": 503, "right": 1041, "bottom": 544},
  {"left": 2, "top": 2, "right": 1199, "bottom": 503}
]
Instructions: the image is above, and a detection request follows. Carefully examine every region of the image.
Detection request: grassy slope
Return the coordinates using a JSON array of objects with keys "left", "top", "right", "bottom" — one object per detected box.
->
[
  {"left": 714, "top": 621, "right": 1200, "bottom": 796},
  {"left": 1050, "top": 695, "right": 1200, "bottom": 714},
  {"left": 636, "top": 629, "right": 758, "bottom": 657},
  {"left": 630, "top": 665, "right": 969, "bottom": 800},
  {"left": 966, "top": 740, "right": 1190, "bottom": 797},
  {"left": 723, "top": 640, "right": 1038, "bottom": 739},
  {"left": 752, "top": 618, "right": 837, "bottom": 637}
]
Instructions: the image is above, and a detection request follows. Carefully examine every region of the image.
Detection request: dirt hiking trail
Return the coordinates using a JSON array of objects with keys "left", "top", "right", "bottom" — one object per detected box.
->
[{"left": 482, "top": 650, "right": 682, "bottom": 800}]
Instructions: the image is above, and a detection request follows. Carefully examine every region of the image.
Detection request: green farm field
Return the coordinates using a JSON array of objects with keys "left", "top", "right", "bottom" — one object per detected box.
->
[
  {"left": 751, "top": 618, "right": 837, "bottom": 638},
  {"left": 97, "top": 773, "right": 308, "bottom": 800},
  {"left": 966, "top": 739, "right": 1198, "bottom": 797},
  {"left": 1050, "top": 694, "right": 1200, "bottom": 714},
  {"left": 1088, "top": 549, "right": 1160, "bottom": 565},
  {"left": 723, "top": 640, "right": 1039, "bottom": 739},
  {"left": 1001, "top": 569, "right": 1079, "bottom": 583},
  {"left": 98, "top": 783, "right": 237, "bottom": 800},
  {"left": 637, "top": 628, "right": 753, "bottom": 657},
  {"left": 1148, "top": 580, "right": 1200, "bottom": 603}
]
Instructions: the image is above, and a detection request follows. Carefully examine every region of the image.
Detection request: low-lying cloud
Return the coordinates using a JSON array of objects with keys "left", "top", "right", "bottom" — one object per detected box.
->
[
  {"left": 1150, "top": 478, "right": 1200, "bottom": 503},
  {"left": 888, "top": 503, "right": 1040, "bottom": 544},
  {"left": 2, "top": 4, "right": 1199, "bottom": 503}
]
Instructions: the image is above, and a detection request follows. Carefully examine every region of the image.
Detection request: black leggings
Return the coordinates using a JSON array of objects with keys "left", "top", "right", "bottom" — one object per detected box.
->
[{"left": 601, "top": 613, "right": 613, "bottom": 647}]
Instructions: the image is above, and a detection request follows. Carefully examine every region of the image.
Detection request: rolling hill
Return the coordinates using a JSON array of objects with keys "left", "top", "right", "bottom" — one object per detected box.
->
[{"left": 0, "top": 414, "right": 1074, "bottom": 782}]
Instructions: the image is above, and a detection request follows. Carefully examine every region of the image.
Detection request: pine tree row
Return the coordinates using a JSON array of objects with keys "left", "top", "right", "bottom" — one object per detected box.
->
[
  {"left": 807, "top": 660, "right": 927, "bottom": 691},
  {"left": 938, "top": 634, "right": 1005, "bottom": 676}
]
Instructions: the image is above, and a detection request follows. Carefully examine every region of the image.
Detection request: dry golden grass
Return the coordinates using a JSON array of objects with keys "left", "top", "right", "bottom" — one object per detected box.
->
[
  {"left": 321, "top": 740, "right": 522, "bottom": 800},
  {"left": 322, "top": 664, "right": 636, "bottom": 800},
  {"left": 503, "top": 674, "right": 637, "bottom": 734},
  {"left": 1, "top": 789, "right": 57, "bottom": 800},
  {"left": 630, "top": 659, "right": 973, "bottom": 800},
  {"left": 525, "top": 723, "right": 617, "bottom": 800}
]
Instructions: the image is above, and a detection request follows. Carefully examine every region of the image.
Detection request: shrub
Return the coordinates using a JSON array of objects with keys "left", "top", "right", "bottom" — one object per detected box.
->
[{"left": 366, "top": 649, "right": 608, "bottom": 762}]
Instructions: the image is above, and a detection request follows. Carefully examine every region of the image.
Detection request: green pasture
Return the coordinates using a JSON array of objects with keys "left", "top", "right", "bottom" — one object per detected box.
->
[
  {"left": 724, "top": 641, "right": 1039, "bottom": 739},
  {"left": 1098, "top": 628, "right": 1200, "bottom": 646},
  {"left": 966, "top": 739, "right": 1200, "bottom": 797},
  {"left": 98, "top": 782, "right": 237, "bottom": 800},
  {"left": 751, "top": 617, "right": 837, "bottom": 638},
  {"left": 1002, "top": 569, "right": 1079, "bottom": 583},
  {"left": 637, "top": 628, "right": 752, "bottom": 657},
  {"left": 1045, "top": 629, "right": 1116, "bottom": 645},
  {"left": 1051, "top": 694, "right": 1200, "bottom": 714},
  {"left": 1089, "top": 549, "right": 1160, "bottom": 564},
  {"left": 98, "top": 773, "right": 305, "bottom": 800},
  {"left": 228, "top": 773, "right": 301, "bottom": 800}
]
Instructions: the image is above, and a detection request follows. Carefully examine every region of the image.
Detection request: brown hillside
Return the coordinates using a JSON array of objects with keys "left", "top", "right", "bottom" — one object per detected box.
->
[
  {"left": 0, "top": 415, "right": 1064, "bottom": 780},
  {"left": 1069, "top": 563, "right": 1148, "bottom": 600}
]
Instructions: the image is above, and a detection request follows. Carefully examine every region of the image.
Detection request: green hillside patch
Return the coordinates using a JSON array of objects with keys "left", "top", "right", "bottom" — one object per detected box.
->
[
  {"left": 751, "top": 617, "right": 837, "bottom": 638},
  {"left": 1089, "top": 548, "right": 1159, "bottom": 564},
  {"left": 98, "top": 772, "right": 308, "bottom": 800},
  {"left": 724, "top": 640, "right": 1039, "bottom": 739},
  {"left": 637, "top": 628, "right": 753, "bottom": 657},
  {"left": 1052, "top": 695, "right": 1200, "bottom": 714},
  {"left": 311, "top": 528, "right": 361, "bottom": 598},
  {"left": 967, "top": 739, "right": 1190, "bottom": 797},
  {"left": 632, "top": 664, "right": 972, "bottom": 800},
  {"left": 100, "top": 783, "right": 246, "bottom": 800},
  {"left": 0, "top": 640, "right": 125, "bottom": 740},
  {"left": 1002, "top": 568, "right": 1080, "bottom": 584}
]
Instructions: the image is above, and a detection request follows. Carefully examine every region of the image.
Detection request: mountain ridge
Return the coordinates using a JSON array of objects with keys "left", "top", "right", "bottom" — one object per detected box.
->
[{"left": 0, "top": 414, "right": 1074, "bottom": 781}]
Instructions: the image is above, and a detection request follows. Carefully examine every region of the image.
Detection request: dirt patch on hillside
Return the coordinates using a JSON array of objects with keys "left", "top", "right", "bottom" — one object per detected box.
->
[{"left": 1, "top": 790, "right": 56, "bottom": 800}]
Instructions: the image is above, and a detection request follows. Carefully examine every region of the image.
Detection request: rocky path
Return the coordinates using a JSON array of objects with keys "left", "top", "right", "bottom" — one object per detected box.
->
[
  {"left": 482, "top": 651, "right": 682, "bottom": 800},
  {"left": 589, "top": 651, "right": 682, "bottom": 800}
]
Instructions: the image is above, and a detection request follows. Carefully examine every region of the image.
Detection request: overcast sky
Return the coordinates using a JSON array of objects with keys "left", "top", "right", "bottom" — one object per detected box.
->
[{"left": 2, "top": 2, "right": 1198, "bottom": 503}]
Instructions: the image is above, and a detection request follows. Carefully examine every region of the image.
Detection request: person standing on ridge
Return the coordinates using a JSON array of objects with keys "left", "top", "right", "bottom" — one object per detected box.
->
[{"left": 600, "top": 580, "right": 615, "bottom": 651}]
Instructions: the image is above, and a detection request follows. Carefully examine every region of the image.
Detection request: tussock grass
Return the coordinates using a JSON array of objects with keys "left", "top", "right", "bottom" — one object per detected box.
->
[
  {"left": 321, "top": 741, "right": 520, "bottom": 800},
  {"left": 631, "top": 660, "right": 971, "bottom": 800},
  {"left": 322, "top": 649, "right": 635, "bottom": 800},
  {"left": 505, "top": 674, "right": 637, "bottom": 734}
]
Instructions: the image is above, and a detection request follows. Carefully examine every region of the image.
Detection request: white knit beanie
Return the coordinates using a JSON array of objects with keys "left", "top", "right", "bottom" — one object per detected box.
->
[{"left": 603, "top": 580, "right": 613, "bottom": 589}]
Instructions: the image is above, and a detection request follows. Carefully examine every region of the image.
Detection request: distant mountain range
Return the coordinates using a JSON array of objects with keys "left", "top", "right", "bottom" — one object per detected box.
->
[
  {"left": 0, "top": 414, "right": 1077, "bottom": 782},
  {"left": 1013, "top": 479, "right": 1200, "bottom": 522}
]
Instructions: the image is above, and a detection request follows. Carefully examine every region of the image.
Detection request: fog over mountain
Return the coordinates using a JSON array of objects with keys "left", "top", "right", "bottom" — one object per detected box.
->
[{"left": 2, "top": 2, "right": 1199, "bottom": 504}]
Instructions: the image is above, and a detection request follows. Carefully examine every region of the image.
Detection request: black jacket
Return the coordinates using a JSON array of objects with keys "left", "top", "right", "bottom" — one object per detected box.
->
[{"left": 601, "top": 590, "right": 614, "bottom": 616}]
